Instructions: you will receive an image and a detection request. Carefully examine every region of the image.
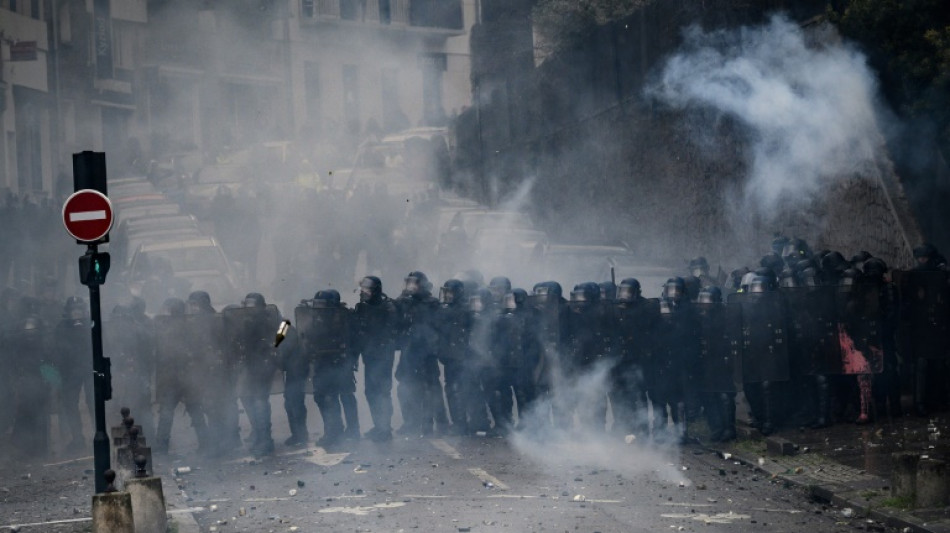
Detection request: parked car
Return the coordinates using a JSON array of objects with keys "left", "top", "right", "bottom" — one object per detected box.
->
[{"left": 127, "top": 236, "right": 239, "bottom": 311}]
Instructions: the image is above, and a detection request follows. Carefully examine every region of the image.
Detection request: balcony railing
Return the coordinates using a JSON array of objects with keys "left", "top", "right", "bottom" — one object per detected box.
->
[{"left": 300, "top": 0, "right": 461, "bottom": 30}]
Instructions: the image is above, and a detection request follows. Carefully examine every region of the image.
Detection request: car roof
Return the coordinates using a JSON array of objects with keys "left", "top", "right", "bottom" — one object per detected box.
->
[{"left": 136, "top": 235, "right": 220, "bottom": 252}]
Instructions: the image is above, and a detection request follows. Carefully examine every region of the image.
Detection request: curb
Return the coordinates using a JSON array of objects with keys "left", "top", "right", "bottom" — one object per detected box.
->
[{"left": 699, "top": 434, "right": 947, "bottom": 533}]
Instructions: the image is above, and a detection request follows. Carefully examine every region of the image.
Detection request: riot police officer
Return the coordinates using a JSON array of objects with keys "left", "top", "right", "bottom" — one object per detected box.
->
[
  {"left": 486, "top": 289, "right": 541, "bottom": 434},
  {"left": 186, "top": 291, "right": 238, "bottom": 454},
  {"left": 611, "top": 278, "right": 659, "bottom": 439},
  {"left": 565, "top": 282, "right": 613, "bottom": 433},
  {"left": 435, "top": 279, "right": 472, "bottom": 434},
  {"left": 54, "top": 297, "right": 94, "bottom": 453},
  {"left": 226, "top": 293, "right": 282, "bottom": 456},
  {"left": 529, "top": 281, "right": 569, "bottom": 430},
  {"left": 154, "top": 298, "right": 210, "bottom": 455},
  {"left": 9, "top": 313, "right": 54, "bottom": 458},
  {"left": 395, "top": 272, "right": 444, "bottom": 436},
  {"left": 695, "top": 287, "right": 740, "bottom": 442},
  {"left": 104, "top": 304, "right": 155, "bottom": 443},
  {"left": 296, "top": 290, "right": 355, "bottom": 447},
  {"left": 351, "top": 276, "right": 399, "bottom": 442},
  {"left": 652, "top": 278, "right": 700, "bottom": 442},
  {"left": 466, "top": 287, "right": 496, "bottom": 434}
]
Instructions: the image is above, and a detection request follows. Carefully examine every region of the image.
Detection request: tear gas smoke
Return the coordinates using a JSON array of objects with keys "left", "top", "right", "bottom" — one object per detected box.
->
[
  {"left": 647, "top": 15, "right": 887, "bottom": 217},
  {"left": 510, "top": 359, "right": 688, "bottom": 486}
]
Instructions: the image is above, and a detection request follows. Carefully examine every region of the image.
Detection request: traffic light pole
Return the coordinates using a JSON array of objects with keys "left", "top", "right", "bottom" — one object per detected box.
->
[{"left": 86, "top": 244, "right": 111, "bottom": 494}]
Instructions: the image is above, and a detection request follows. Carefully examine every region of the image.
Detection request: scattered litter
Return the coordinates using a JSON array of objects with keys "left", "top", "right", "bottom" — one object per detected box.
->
[
  {"left": 483, "top": 481, "right": 494, "bottom": 489},
  {"left": 289, "top": 489, "right": 298, "bottom": 497},
  {"left": 354, "top": 466, "right": 367, "bottom": 474},
  {"left": 624, "top": 435, "right": 637, "bottom": 444},
  {"left": 458, "top": 528, "right": 471, "bottom": 532},
  {"left": 476, "top": 431, "right": 487, "bottom": 437},
  {"left": 695, "top": 484, "right": 707, "bottom": 490},
  {"left": 794, "top": 467, "right": 805, "bottom": 474},
  {"left": 681, "top": 466, "right": 688, "bottom": 471},
  {"left": 707, "top": 498, "right": 718, "bottom": 503},
  {"left": 174, "top": 467, "right": 192, "bottom": 475},
  {"left": 841, "top": 508, "right": 853, "bottom": 518},
  {"left": 20, "top": 474, "right": 30, "bottom": 480},
  {"left": 757, "top": 458, "right": 765, "bottom": 466},
  {"left": 573, "top": 495, "right": 586, "bottom": 502},
  {"left": 210, "top": 504, "right": 218, "bottom": 512},
  {"left": 239, "top": 507, "right": 246, "bottom": 516},
  {"left": 722, "top": 453, "right": 732, "bottom": 460},
  {"left": 297, "top": 480, "right": 305, "bottom": 488}
]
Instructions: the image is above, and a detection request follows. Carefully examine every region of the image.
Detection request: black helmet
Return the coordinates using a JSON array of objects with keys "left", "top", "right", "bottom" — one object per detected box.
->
[
  {"left": 697, "top": 286, "right": 723, "bottom": 305},
  {"left": 781, "top": 239, "right": 811, "bottom": 265},
  {"left": 599, "top": 281, "right": 617, "bottom": 302},
  {"left": 617, "top": 278, "right": 641, "bottom": 302},
  {"left": 839, "top": 268, "right": 860, "bottom": 289},
  {"left": 914, "top": 243, "right": 937, "bottom": 259},
  {"left": 488, "top": 276, "right": 512, "bottom": 303},
  {"left": 440, "top": 279, "right": 466, "bottom": 306},
  {"left": 63, "top": 296, "right": 87, "bottom": 320},
  {"left": 21, "top": 315, "right": 43, "bottom": 333},
  {"left": 162, "top": 297, "right": 186, "bottom": 317},
  {"left": 187, "top": 291, "right": 214, "bottom": 313},
  {"left": 243, "top": 292, "right": 266, "bottom": 308},
  {"left": 864, "top": 257, "right": 888, "bottom": 279},
  {"left": 663, "top": 277, "right": 686, "bottom": 301},
  {"left": 503, "top": 288, "right": 528, "bottom": 311},
  {"left": 688, "top": 257, "right": 710, "bottom": 277},
  {"left": 851, "top": 250, "right": 872, "bottom": 266},
  {"left": 821, "top": 251, "right": 849, "bottom": 273},
  {"left": 771, "top": 235, "right": 790, "bottom": 256},
  {"left": 728, "top": 268, "right": 750, "bottom": 291},
  {"left": 570, "top": 282, "right": 600, "bottom": 305},
  {"left": 749, "top": 276, "right": 771, "bottom": 293},
  {"left": 313, "top": 289, "right": 341, "bottom": 308},
  {"left": 454, "top": 269, "right": 485, "bottom": 295},
  {"left": 404, "top": 271, "right": 432, "bottom": 296},
  {"left": 532, "top": 281, "right": 562, "bottom": 304},
  {"left": 469, "top": 287, "right": 493, "bottom": 313},
  {"left": 359, "top": 276, "right": 383, "bottom": 304}
]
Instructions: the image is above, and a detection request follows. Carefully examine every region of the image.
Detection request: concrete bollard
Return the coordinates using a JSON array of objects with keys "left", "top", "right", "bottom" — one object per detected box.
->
[
  {"left": 92, "top": 470, "right": 134, "bottom": 533},
  {"left": 116, "top": 426, "right": 153, "bottom": 486},
  {"left": 125, "top": 456, "right": 167, "bottom": 533},
  {"left": 890, "top": 452, "right": 920, "bottom": 500},
  {"left": 916, "top": 458, "right": 949, "bottom": 508}
]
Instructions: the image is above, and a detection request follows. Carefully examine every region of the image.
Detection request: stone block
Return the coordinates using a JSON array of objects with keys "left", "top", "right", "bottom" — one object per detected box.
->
[
  {"left": 126, "top": 476, "right": 167, "bottom": 533},
  {"left": 916, "top": 458, "right": 949, "bottom": 508},
  {"left": 92, "top": 491, "right": 134, "bottom": 533},
  {"left": 891, "top": 452, "right": 920, "bottom": 500}
]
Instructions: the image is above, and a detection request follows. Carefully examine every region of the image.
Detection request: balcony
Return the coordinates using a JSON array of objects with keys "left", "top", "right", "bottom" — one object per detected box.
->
[{"left": 300, "top": 0, "right": 462, "bottom": 32}]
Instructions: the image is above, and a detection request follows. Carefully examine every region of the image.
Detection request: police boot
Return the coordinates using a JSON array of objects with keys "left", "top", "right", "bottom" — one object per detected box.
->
[
  {"left": 760, "top": 381, "right": 775, "bottom": 436},
  {"left": 811, "top": 375, "right": 831, "bottom": 428},
  {"left": 704, "top": 394, "right": 724, "bottom": 442},
  {"left": 720, "top": 393, "right": 737, "bottom": 441},
  {"left": 914, "top": 358, "right": 929, "bottom": 417},
  {"left": 340, "top": 393, "right": 361, "bottom": 441},
  {"left": 284, "top": 418, "right": 308, "bottom": 447}
]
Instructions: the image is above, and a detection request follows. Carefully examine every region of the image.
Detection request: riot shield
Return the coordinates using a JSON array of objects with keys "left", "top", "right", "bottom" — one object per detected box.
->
[
  {"left": 527, "top": 295, "right": 563, "bottom": 348},
  {"left": 615, "top": 298, "right": 660, "bottom": 366},
  {"left": 183, "top": 311, "right": 227, "bottom": 366},
  {"left": 492, "top": 311, "right": 527, "bottom": 369},
  {"left": 223, "top": 304, "right": 281, "bottom": 360},
  {"left": 782, "top": 286, "right": 842, "bottom": 375},
  {"left": 729, "top": 291, "right": 790, "bottom": 383},
  {"left": 295, "top": 304, "right": 350, "bottom": 360},
  {"left": 895, "top": 269, "right": 950, "bottom": 360},
  {"left": 697, "top": 302, "right": 741, "bottom": 393},
  {"left": 152, "top": 314, "right": 189, "bottom": 364},
  {"left": 835, "top": 283, "right": 884, "bottom": 374}
]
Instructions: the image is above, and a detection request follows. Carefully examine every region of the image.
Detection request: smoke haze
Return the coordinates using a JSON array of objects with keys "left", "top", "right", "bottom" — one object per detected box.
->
[{"left": 647, "top": 15, "right": 887, "bottom": 216}]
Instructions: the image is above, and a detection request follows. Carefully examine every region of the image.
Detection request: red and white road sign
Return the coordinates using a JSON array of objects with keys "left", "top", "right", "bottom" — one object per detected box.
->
[{"left": 62, "top": 189, "right": 113, "bottom": 242}]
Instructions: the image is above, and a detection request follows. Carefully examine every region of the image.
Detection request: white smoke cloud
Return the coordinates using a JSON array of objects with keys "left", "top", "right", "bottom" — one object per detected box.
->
[
  {"left": 647, "top": 15, "right": 886, "bottom": 214},
  {"left": 510, "top": 360, "right": 688, "bottom": 486}
]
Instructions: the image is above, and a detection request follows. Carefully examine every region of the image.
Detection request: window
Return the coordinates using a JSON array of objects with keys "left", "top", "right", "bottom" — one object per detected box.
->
[
  {"left": 379, "top": 0, "right": 391, "bottom": 24},
  {"left": 301, "top": 0, "right": 314, "bottom": 18},
  {"left": 342, "top": 65, "right": 360, "bottom": 134},
  {"left": 304, "top": 62, "right": 322, "bottom": 132},
  {"left": 30, "top": 0, "right": 38, "bottom": 19},
  {"left": 340, "top": 0, "right": 359, "bottom": 20}
]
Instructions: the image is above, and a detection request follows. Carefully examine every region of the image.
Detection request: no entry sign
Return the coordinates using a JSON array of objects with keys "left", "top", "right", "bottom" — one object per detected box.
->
[{"left": 63, "top": 189, "right": 114, "bottom": 242}]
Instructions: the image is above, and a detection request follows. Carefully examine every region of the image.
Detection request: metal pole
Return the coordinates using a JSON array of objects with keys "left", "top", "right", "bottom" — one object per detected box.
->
[{"left": 87, "top": 244, "right": 111, "bottom": 494}]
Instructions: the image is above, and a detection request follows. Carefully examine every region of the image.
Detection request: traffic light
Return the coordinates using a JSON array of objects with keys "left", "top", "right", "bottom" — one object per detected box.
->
[{"left": 79, "top": 251, "right": 111, "bottom": 286}]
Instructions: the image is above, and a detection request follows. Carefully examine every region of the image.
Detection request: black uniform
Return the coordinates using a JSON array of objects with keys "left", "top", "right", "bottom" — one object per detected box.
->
[
  {"left": 565, "top": 282, "right": 613, "bottom": 433},
  {"left": 53, "top": 298, "right": 94, "bottom": 453},
  {"left": 486, "top": 289, "right": 541, "bottom": 433},
  {"left": 394, "top": 272, "right": 444, "bottom": 436},
  {"left": 435, "top": 280, "right": 473, "bottom": 435},
  {"left": 351, "top": 277, "right": 399, "bottom": 442},
  {"left": 611, "top": 279, "right": 659, "bottom": 438},
  {"left": 9, "top": 314, "right": 54, "bottom": 458}
]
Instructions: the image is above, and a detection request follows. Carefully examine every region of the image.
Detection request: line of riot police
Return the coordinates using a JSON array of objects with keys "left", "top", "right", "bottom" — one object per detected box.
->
[{"left": 4, "top": 237, "right": 950, "bottom": 460}]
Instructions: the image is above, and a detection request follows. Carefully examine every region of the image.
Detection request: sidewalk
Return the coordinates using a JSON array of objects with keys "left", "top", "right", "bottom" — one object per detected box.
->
[{"left": 700, "top": 413, "right": 950, "bottom": 533}]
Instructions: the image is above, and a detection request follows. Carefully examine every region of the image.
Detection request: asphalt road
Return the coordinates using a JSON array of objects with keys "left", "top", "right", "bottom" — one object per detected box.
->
[{"left": 0, "top": 430, "right": 903, "bottom": 533}]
